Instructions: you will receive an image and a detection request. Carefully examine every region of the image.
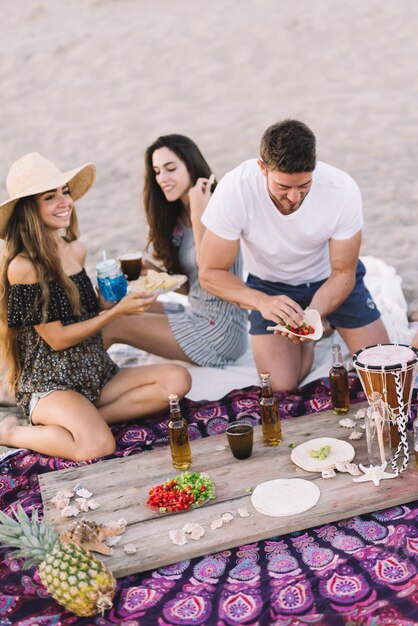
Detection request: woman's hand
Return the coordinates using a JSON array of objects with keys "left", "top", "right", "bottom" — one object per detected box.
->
[
  {"left": 188, "top": 177, "right": 212, "bottom": 221},
  {"left": 97, "top": 289, "right": 117, "bottom": 311},
  {"left": 113, "top": 292, "right": 156, "bottom": 316}
]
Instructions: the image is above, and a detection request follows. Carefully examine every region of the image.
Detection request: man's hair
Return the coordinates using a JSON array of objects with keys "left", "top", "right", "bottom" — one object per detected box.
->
[{"left": 260, "top": 119, "right": 316, "bottom": 172}]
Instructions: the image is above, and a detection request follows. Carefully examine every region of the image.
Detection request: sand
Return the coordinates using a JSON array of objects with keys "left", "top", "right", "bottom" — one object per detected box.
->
[{"left": 1, "top": 0, "right": 418, "bottom": 313}]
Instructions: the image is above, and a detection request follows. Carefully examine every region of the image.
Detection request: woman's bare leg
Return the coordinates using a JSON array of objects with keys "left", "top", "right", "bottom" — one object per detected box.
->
[
  {"left": 102, "top": 313, "right": 193, "bottom": 362},
  {"left": 96, "top": 364, "right": 191, "bottom": 423},
  {"left": 0, "top": 391, "right": 116, "bottom": 461}
]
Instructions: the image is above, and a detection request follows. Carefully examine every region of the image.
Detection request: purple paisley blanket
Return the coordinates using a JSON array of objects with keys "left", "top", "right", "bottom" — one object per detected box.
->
[{"left": 0, "top": 376, "right": 417, "bottom": 626}]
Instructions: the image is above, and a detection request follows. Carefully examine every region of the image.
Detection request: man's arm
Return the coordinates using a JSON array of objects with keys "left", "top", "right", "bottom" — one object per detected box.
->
[
  {"left": 309, "top": 230, "right": 362, "bottom": 317},
  {"left": 199, "top": 230, "right": 304, "bottom": 326}
]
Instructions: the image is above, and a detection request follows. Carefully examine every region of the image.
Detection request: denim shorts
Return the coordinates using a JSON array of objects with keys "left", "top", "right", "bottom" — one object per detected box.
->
[{"left": 247, "top": 260, "right": 381, "bottom": 335}]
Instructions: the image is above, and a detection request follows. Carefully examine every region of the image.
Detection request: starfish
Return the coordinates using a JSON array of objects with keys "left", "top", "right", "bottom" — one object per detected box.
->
[{"left": 352, "top": 462, "right": 397, "bottom": 487}]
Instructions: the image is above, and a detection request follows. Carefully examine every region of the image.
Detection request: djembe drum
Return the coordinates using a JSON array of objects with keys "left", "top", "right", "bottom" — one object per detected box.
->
[{"left": 352, "top": 343, "right": 418, "bottom": 473}]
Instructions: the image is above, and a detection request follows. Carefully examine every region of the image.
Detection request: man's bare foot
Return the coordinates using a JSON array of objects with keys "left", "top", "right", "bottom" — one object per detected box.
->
[{"left": 0, "top": 415, "right": 21, "bottom": 446}]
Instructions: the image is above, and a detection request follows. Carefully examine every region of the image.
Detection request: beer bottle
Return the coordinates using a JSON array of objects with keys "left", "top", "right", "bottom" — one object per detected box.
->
[
  {"left": 329, "top": 344, "right": 350, "bottom": 415},
  {"left": 259, "top": 372, "right": 282, "bottom": 446},
  {"left": 168, "top": 394, "right": 192, "bottom": 470}
]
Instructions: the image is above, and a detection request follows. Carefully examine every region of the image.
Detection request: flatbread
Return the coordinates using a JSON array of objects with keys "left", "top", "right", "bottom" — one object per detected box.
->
[
  {"left": 251, "top": 478, "right": 320, "bottom": 517},
  {"left": 290, "top": 437, "right": 355, "bottom": 472},
  {"left": 128, "top": 270, "right": 187, "bottom": 295},
  {"left": 267, "top": 308, "right": 323, "bottom": 341}
]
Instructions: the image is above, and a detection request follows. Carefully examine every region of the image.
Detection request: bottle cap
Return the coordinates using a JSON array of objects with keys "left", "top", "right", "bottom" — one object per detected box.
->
[{"left": 169, "top": 394, "right": 179, "bottom": 401}]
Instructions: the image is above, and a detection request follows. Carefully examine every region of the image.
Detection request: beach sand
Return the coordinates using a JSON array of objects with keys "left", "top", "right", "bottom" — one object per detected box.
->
[{"left": 1, "top": 0, "right": 418, "bottom": 312}]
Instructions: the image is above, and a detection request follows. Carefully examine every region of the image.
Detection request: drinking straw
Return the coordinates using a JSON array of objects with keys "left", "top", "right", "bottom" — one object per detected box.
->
[{"left": 102, "top": 250, "right": 107, "bottom": 262}]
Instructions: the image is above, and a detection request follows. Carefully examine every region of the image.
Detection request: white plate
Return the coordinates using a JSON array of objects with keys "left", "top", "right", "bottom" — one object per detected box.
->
[
  {"left": 251, "top": 478, "right": 320, "bottom": 517},
  {"left": 128, "top": 273, "right": 187, "bottom": 296},
  {"left": 267, "top": 308, "right": 323, "bottom": 340},
  {"left": 290, "top": 437, "right": 355, "bottom": 472}
]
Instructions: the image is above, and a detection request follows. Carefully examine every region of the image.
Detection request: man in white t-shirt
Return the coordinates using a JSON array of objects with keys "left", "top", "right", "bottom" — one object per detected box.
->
[{"left": 200, "top": 119, "right": 389, "bottom": 390}]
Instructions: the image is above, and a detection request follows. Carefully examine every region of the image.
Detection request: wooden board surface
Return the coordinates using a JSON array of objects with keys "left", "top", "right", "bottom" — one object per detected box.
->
[{"left": 39, "top": 402, "right": 418, "bottom": 578}]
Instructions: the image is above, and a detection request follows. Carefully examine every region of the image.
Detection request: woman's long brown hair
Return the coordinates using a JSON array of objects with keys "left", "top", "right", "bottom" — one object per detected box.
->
[
  {"left": 0, "top": 195, "right": 81, "bottom": 388},
  {"left": 143, "top": 134, "right": 213, "bottom": 274}
]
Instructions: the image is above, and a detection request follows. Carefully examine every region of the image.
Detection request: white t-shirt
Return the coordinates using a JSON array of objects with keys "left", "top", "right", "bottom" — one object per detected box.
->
[{"left": 202, "top": 159, "right": 363, "bottom": 285}]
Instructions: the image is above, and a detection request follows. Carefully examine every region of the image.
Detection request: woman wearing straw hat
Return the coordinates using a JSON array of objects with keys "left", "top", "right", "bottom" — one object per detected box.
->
[{"left": 0, "top": 153, "right": 191, "bottom": 461}]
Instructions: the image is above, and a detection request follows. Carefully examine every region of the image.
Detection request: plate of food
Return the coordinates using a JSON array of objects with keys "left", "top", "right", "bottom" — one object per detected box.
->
[
  {"left": 128, "top": 270, "right": 187, "bottom": 295},
  {"left": 290, "top": 437, "right": 355, "bottom": 472},
  {"left": 267, "top": 308, "right": 323, "bottom": 340},
  {"left": 146, "top": 471, "right": 216, "bottom": 514}
]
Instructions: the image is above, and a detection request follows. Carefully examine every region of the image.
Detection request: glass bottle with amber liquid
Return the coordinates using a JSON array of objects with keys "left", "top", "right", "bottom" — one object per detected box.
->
[
  {"left": 329, "top": 344, "right": 350, "bottom": 415},
  {"left": 259, "top": 372, "right": 282, "bottom": 446},
  {"left": 168, "top": 394, "right": 192, "bottom": 470}
]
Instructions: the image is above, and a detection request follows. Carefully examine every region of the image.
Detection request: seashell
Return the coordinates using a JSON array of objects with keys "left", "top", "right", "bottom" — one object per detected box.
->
[
  {"left": 51, "top": 488, "right": 73, "bottom": 504},
  {"left": 345, "top": 462, "right": 362, "bottom": 476},
  {"left": 124, "top": 543, "right": 137, "bottom": 555},
  {"left": 339, "top": 417, "right": 356, "bottom": 428},
  {"left": 348, "top": 430, "right": 363, "bottom": 440},
  {"left": 104, "top": 517, "right": 127, "bottom": 529},
  {"left": 237, "top": 508, "right": 250, "bottom": 518},
  {"left": 51, "top": 495, "right": 71, "bottom": 510},
  {"left": 60, "top": 505, "right": 80, "bottom": 517},
  {"left": 60, "top": 518, "right": 125, "bottom": 554},
  {"left": 73, "top": 485, "right": 93, "bottom": 498},
  {"left": 169, "top": 529, "right": 187, "bottom": 546},
  {"left": 211, "top": 518, "right": 223, "bottom": 530},
  {"left": 354, "top": 408, "right": 366, "bottom": 420},
  {"left": 335, "top": 461, "right": 350, "bottom": 473},
  {"left": 190, "top": 526, "right": 205, "bottom": 541},
  {"left": 182, "top": 522, "right": 196, "bottom": 534},
  {"left": 75, "top": 497, "right": 100, "bottom": 512},
  {"left": 75, "top": 497, "right": 90, "bottom": 512},
  {"left": 221, "top": 512, "right": 234, "bottom": 523},
  {"left": 182, "top": 522, "right": 205, "bottom": 538},
  {"left": 321, "top": 469, "right": 336, "bottom": 479}
]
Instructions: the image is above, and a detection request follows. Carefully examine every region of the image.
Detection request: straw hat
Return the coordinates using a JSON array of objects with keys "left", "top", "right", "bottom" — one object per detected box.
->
[{"left": 0, "top": 152, "right": 96, "bottom": 238}]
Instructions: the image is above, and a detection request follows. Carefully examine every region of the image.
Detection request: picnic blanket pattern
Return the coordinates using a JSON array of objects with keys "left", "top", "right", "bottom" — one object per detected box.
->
[{"left": 0, "top": 376, "right": 417, "bottom": 625}]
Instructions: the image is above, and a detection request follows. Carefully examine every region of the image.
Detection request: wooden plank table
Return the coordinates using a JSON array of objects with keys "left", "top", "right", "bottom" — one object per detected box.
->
[{"left": 39, "top": 403, "right": 418, "bottom": 578}]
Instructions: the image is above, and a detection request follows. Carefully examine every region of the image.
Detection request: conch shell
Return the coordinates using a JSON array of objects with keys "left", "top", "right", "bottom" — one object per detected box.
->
[{"left": 60, "top": 518, "right": 125, "bottom": 555}]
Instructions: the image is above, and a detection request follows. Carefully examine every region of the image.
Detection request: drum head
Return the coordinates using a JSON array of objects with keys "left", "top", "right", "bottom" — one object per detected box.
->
[{"left": 353, "top": 343, "right": 418, "bottom": 371}]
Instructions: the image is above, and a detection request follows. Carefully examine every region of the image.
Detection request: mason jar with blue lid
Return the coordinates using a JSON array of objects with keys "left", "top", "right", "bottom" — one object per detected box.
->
[{"left": 96, "top": 259, "right": 127, "bottom": 302}]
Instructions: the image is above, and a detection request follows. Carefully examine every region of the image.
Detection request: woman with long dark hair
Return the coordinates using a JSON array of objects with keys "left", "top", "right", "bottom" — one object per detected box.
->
[{"left": 103, "top": 134, "right": 248, "bottom": 367}]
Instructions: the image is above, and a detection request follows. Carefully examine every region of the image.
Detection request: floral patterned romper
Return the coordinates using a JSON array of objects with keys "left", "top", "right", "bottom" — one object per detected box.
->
[{"left": 7, "top": 269, "right": 118, "bottom": 417}]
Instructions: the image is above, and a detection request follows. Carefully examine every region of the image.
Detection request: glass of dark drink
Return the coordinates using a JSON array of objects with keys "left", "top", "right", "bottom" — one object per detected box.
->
[
  {"left": 118, "top": 252, "right": 142, "bottom": 281},
  {"left": 226, "top": 423, "right": 254, "bottom": 460}
]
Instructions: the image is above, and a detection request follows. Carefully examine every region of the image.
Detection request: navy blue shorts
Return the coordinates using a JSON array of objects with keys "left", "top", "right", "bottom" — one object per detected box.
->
[{"left": 247, "top": 260, "right": 381, "bottom": 335}]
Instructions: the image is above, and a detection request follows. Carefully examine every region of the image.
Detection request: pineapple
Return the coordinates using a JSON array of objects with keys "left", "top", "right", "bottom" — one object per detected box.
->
[{"left": 0, "top": 504, "right": 116, "bottom": 617}]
